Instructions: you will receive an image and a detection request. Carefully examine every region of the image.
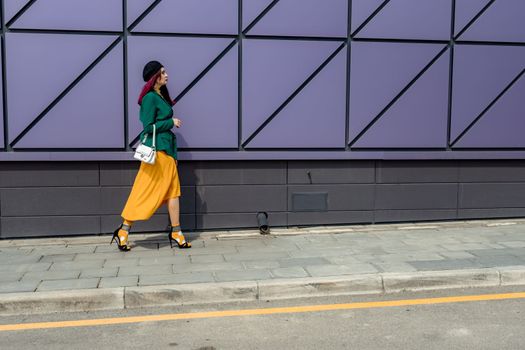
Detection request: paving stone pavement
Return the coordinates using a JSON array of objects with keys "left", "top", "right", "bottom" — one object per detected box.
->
[{"left": 1, "top": 219, "right": 525, "bottom": 294}]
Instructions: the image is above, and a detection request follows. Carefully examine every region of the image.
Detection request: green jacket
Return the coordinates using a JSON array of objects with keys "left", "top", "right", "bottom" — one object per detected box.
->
[{"left": 139, "top": 91, "right": 177, "bottom": 160}]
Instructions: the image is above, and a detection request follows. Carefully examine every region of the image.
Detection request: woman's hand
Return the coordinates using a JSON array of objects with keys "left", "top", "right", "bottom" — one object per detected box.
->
[{"left": 173, "top": 118, "right": 182, "bottom": 128}]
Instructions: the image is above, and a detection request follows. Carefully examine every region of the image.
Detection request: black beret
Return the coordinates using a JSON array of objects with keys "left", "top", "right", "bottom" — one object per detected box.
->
[{"left": 142, "top": 60, "right": 163, "bottom": 82}]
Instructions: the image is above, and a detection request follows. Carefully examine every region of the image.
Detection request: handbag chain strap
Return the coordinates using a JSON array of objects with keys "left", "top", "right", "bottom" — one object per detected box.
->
[{"left": 141, "top": 124, "right": 156, "bottom": 149}]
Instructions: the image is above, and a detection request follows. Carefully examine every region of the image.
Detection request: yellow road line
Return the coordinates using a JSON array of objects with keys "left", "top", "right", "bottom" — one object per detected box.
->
[{"left": 1, "top": 291, "right": 525, "bottom": 332}]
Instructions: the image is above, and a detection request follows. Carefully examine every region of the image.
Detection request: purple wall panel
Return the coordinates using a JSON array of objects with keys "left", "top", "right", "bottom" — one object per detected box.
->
[
  {"left": 127, "top": 0, "right": 156, "bottom": 26},
  {"left": 242, "top": 0, "right": 273, "bottom": 30},
  {"left": 459, "top": 0, "right": 525, "bottom": 42},
  {"left": 247, "top": 0, "right": 347, "bottom": 37},
  {"left": 355, "top": 0, "right": 452, "bottom": 40},
  {"left": 0, "top": 51, "right": 3, "bottom": 149},
  {"left": 6, "top": 33, "right": 116, "bottom": 145},
  {"left": 126, "top": 36, "right": 232, "bottom": 142},
  {"left": 454, "top": 0, "right": 491, "bottom": 36},
  {"left": 4, "top": 0, "right": 30, "bottom": 23},
  {"left": 16, "top": 43, "right": 125, "bottom": 148},
  {"left": 132, "top": 0, "right": 237, "bottom": 34},
  {"left": 242, "top": 39, "right": 340, "bottom": 143},
  {"left": 247, "top": 47, "right": 347, "bottom": 148},
  {"left": 174, "top": 45, "right": 238, "bottom": 148},
  {"left": 10, "top": 0, "right": 122, "bottom": 31},
  {"left": 450, "top": 45, "right": 525, "bottom": 142},
  {"left": 455, "top": 75, "right": 525, "bottom": 148},
  {"left": 349, "top": 42, "right": 445, "bottom": 143},
  {"left": 353, "top": 50, "right": 449, "bottom": 148},
  {"left": 351, "top": 0, "right": 384, "bottom": 34}
]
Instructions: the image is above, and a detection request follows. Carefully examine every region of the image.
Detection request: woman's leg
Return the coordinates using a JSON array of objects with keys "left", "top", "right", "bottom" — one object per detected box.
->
[
  {"left": 167, "top": 197, "right": 180, "bottom": 227},
  {"left": 167, "top": 197, "right": 191, "bottom": 248}
]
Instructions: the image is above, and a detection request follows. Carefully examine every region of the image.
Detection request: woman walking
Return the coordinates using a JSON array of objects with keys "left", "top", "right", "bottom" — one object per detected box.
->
[{"left": 111, "top": 60, "right": 191, "bottom": 251}]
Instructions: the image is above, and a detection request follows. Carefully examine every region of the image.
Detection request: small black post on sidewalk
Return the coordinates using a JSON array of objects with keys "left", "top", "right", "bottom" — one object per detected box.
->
[{"left": 257, "top": 212, "right": 270, "bottom": 235}]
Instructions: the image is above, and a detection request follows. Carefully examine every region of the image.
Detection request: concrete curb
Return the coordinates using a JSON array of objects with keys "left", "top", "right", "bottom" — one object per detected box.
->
[
  {"left": 382, "top": 268, "right": 501, "bottom": 293},
  {"left": 257, "top": 275, "right": 383, "bottom": 300},
  {"left": 1, "top": 267, "right": 525, "bottom": 316},
  {"left": 498, "top": 266, "right": 525, "bottom": 286},
  {"left": 124, "top": 281, "right": 259, "bottom": 309},
  {"left": 0, "top": 288, "right": 124, "bottom": 316}
]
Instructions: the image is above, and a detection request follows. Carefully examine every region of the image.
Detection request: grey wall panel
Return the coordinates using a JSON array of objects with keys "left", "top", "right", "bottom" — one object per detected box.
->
[
  {"left": 288, "top": 185, "right": 375, "bottom": 211},
  {"left": 1, "top": 188, "right": 101, "bottom": 216},
  {"left": 375, "top": 184, "right": 458, "bottom": 210},
  {"left": 458, "top": 208, "right": 525, "bottom": 220},
  {"left": 2, "top": 160, "right": 525, "bottom": 238},
  {"left": 1, "top": 216, "right": 100, "bottom": 238},
  {"left": 288, "top": 211, "right": 374, "bottom": 226},
  {"left": 458, "top": 161, "right": 525, "bottom": 183},
  {"left": 100, "top": 162, "right": 196, "bottom": 186},
  {"left": 99, "top": 162, "right": 140, "bottom": 186},
  {"left": 288, "top": 161, "right": 375, "bottom": 184},
  {"left": 374, "top": 209, "right": 458, "bottom": 223},
  {"left": 100, "top": 186, "right": 195, "bottom": 215},
  {"left": 194, "top": 161, "right": 287, "bottom": 185},
  {"left": 459, "top": 183, "right": 525, "bottom": 209},
  {"left": 0, "top": 162, "right": 99, "bottom": 187},
  {"left": 196, "top": 185, "right": 287, "bottom": 213},
  {"left": 376, "top": 161, "right": 459, "bottom": 183},
  {"left": 100, "top": 187, "right": 129, "bottom": 214},
  {"left": 178, "top": 163, "right": 199, "bottom": 186},
  {"left": 196, "top": 212, "right": 287, "bottom": 230},
  {"left": 179, "top": 186, "right": 196, "bottom": 214},
  {"left": 101, "top": 214, "right": 195, "bottom": 234}
]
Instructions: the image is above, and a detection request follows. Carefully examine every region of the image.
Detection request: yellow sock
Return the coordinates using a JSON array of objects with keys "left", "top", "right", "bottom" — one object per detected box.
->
[{"left": 119, "top": 221, "right": 133, "bottom": 245}]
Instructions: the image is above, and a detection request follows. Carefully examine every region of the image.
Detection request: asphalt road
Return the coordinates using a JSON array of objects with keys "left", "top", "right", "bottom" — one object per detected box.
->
[{"left": 1, "top": 286, "right": 524, "bottom": 350}]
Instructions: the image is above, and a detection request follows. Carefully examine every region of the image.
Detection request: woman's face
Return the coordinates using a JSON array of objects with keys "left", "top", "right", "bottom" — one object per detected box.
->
[{"left": 156, "top": 67, "right": 168, "bottom": 86}]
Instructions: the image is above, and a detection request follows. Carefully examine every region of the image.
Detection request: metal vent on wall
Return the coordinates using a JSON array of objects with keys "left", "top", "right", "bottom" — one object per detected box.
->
[{"left": 292, "top": 192, "right": 328, "bottom": 212}]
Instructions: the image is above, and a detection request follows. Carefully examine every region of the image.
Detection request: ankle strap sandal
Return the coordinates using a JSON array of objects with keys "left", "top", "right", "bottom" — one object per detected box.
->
[
  {"left": 167, "top": 225, "right": 191, "bottom": 249},
  {"left": 111, "top": 224, "right": 131, "bottom": 251}
]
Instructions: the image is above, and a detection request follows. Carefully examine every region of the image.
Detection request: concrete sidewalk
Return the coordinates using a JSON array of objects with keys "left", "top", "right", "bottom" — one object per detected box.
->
[{"left": 1, "top": 219, "right": 525, "bottom": 315}]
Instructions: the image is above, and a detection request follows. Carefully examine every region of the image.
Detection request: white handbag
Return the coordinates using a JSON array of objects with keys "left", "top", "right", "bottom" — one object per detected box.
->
[{"left": 133, "top": 124, "right": 156, "bottom": 164}]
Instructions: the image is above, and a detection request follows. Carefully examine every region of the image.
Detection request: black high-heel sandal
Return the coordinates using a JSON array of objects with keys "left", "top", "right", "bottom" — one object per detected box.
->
[
  {"left": 111, "top": 224, "right": 131, "bottom": 251},
  {"left": 167, "top": 225, "right": 191, "bottom": 249}
]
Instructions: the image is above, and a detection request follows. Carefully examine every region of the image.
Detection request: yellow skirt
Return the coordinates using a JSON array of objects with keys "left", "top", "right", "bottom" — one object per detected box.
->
[{"left": 121, "top": 151, "right": 181, "bottom": 221}]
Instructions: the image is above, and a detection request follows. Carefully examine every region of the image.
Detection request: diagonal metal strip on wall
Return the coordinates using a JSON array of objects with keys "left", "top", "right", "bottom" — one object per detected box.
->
[
  {"left": 242, "top": 42, "right": 347, "bottom": 148},
  {"left": 10, "top": 36, "right": 123, "bottom": 148},
  {"left": 349, "top": 45, "right": 450, "bottom": 148}
]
